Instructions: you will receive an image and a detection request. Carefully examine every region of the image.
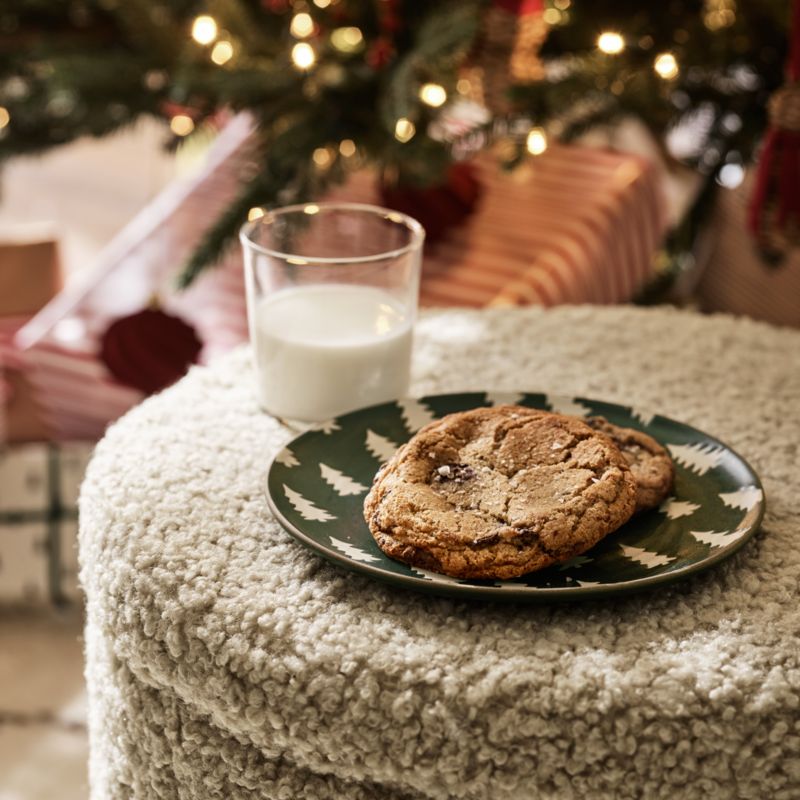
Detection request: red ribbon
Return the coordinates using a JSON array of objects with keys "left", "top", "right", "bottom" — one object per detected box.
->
[{"left": 748, "top": 0, "right": 800, "bottom": 240}]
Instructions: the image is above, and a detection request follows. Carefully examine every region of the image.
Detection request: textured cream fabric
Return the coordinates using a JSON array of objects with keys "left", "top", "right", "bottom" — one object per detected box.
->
[{"left": 80, "top": 306, "right": 800, "bottom": 800}]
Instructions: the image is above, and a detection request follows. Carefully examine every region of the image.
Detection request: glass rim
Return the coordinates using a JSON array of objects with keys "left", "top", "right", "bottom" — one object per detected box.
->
[{"left": 239, "top": 202, "right": 425, "bottom": 265}]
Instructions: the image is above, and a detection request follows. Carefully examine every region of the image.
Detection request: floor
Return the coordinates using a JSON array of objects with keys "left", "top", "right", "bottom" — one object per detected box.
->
[{"left": 0, "top": 606, "right": 88, "bottom": 800}]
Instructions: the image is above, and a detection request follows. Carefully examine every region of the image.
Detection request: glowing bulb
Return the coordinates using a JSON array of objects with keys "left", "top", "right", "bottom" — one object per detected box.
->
[
  {"left": 456, "top": 78, "right": 471, "bottom": 95},
  {"left": 543, "top": 8, "right": 561, "bottom": 24},
  {"left": 291, "top": 42, "right": 316, "bottom": 69},
  {"left": 394, "top": 117, "right": 416, "bottom": 143},
  {"left": 717, "top": 163, "right": 744, "bottom": 189},
  {"left": 191, "top": 15, "right": 218, "bottom": 45},
  {"left": 654, "top": 52, "right": 679, "bottom": 80},
  {"left": 211, "top": 40, "right": 234, "bottom": 65},
  {"left": 313, "top": 0, "right": 331, "bottom": 6},
  {"left": 304, "top": 204, "right": 320, "bottom": 214},
  {"left": 526, "top": 127, "right": 547, "bottom": 155},
  {"left": 0, "top": 107, "right": 9, "bottom": 129},
  {"left": 419, "top": 83, "right": 447, "bottom": 108},
  {"left": 338, "top": 139, "right": 356, "bottom": 157},
  {"left": 290, "top": 13, "right": 314, "bottom": 38},
  {"left": 170, "top": 114, "right": 195, "bottom": 136},
  {"left": 248, "top": 207, "right": 265, "bottom": 221},
  {"left": 597, "top": 32, "right": 624, "bottom": 54},
  {"left": 312, "top": 147, "right": 333, "bottom": 167},
  {"left": 330, "top": 27, "right": 364, "bottom": 52}
]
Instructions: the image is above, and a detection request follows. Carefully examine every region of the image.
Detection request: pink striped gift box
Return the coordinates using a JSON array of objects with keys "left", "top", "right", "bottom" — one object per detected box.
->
[
  {"left": 11, "top": 116, "right": 255, "bottom": 441},
  {"left": 327, "top": 146, "right": 667, "bottom": 308}
]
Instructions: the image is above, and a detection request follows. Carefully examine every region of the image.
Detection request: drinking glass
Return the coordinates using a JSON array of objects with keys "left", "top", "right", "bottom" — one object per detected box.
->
[{"left": 240, "top": 202, "right": 424, "bottom": 423}]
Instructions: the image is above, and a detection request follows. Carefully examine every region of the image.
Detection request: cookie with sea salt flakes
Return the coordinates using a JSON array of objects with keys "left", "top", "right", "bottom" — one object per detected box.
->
[
  {"left": 585, "top": 416, "right": 675, "bottom": 513},
  {"left": 363, "top": 406, "right": 637, "bottom": 580}
]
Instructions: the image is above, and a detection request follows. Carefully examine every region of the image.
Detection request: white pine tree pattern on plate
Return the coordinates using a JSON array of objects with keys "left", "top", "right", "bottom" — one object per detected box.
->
[
  {"left": 545, "top": 395, "right": 591, "bottom": 417},
  {"left": 667, "top": 442, "right": 724, "bottom": 476},
  {"left": 398, "top": 398, "right": 437, "bottom": 433},
  {"left": 659, "top": 497, "right": 701, "bottom": 519},
  {"left": 574, "top": 580, "right": 603, "bottom": 587},
  {"left": 274, "top": 448, "right": 299, "bottom": 468},
  {"left": 406, "top": 565, "right": 464, "bottom": 584},
  {"left": 329, "top": 536, "right": 381, "bottom": 563},
  {"left": 690, "top": 529, "right": 744, "bottom": 548},
  {"left": 309, "top": 420, "right": 341, "bottom": 434},
  {"left": 319, "top": 463, "right": 368, "bottom": 496},
  {"left": 486, "top": 391, "right": 525, "bottom": 406},
  {"left": 620, "top": 544, "right": 675, "bottom": 569},
  {"left": 283, "top": 485, "right": 336, "bottom": 522},
  {"left": 365, "top": 429, "right": 400, "bottom": 462},
  {"left": 630, "top": 407, "right": 656, "bottom": 426},
  {"left": 720, "top": 486, "right": 763, "bottom": 511}
]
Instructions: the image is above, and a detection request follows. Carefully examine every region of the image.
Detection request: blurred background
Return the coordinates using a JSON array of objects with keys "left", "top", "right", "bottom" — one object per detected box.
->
[{"left": 0, "top": 1, "right": 797, "bottom": 796}]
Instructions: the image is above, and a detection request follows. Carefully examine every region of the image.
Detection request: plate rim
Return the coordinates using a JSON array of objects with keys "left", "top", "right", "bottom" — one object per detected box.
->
[{"left": 265, "top": 391, "right": 766, "bottom": 601}]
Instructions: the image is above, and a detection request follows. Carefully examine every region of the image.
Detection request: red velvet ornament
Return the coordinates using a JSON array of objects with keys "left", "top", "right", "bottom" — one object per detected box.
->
[
  {"left": 262, "top": 0, "right": 289, "bottom": 13},
  {"left": 367, "top": 37, "right": 395, "bottom": 69},
  {"left": 379, "top": 162, "right": 483, "bottom": 244},
  {"left": 100, "top": 308, "right": 203, "bottom": 395},
  {"left": 748, "top": 0, "right": 800, "bottom": 261},
  {"left": 491, "top": 0, "right": 544, "bottom": 13}
]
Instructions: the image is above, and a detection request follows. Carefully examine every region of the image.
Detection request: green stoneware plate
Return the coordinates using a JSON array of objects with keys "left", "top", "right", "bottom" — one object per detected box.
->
[{"left": 265, "top": 392, "right": 765, "bottom": 601}]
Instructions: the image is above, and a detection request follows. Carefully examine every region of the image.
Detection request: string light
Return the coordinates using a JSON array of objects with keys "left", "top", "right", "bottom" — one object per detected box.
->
[
  {"left": 597, "top": 32, "right": 625, "bottom": 54},
  {"left": 717, "top": 162, "right": 744, "bottom": 188},
  {"left": 312, "top": 147, "right": 333, "bottom": 167},
  {"left": 291, "top": 42, "right": 316, "bottom": 70},
  {"left": 313, "top": 0, "right": 332, "bottom": 6},
  {"left": 170, "top": 114, "right": 195, "bottom": 136},
  {"left": 543, "top": 8, "right": 561, "bottom": 24},
  {"left": 394, "top": 118, "right": 416, "bottom": 143},
  {"left": 290, "top": 13, "right": 314, "bottom": 38},
  {"left": 330, "top": 27, "right": 364, "bottom": 52},
  {"left": 338, "top": 139, "right": 356, "bottom": 157},
  {"left": 526, "top": 127, "right": 547, "bottom": 155},
  {"left": 554, "top": 0, "right": 571, "bottom": 8},
  {"left": 0, "top": 107, "right": 9, "bottom": 129},
  {"left": 456, "top": 78, "right": 472, "bottom": 95},
  {"left": 191, "top": 15, "right": 218, "bottom": 45},
  {"left": 248, "top": 207, "right": 265, "bottom": 221},
  {"left": 211, "top": 40, "right": 234, "bottom": 65},
  {"left": 419, "top": 83, "right": 447, "bottom": 108},
  {"left": 654, "top": 52, "right": 679, "bottom": 80},
  {"left": 704, "top": 0, "right": 737, "bottom": 30}
]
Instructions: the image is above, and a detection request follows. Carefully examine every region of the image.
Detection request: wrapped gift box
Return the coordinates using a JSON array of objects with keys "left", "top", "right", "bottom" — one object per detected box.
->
[
  {"left": 0, "top": 234, "right": 63, "bottom": 442},
  {"left": 0, "top": 441, "right": 92, "bottom": 604},
  {"left": 697, "top": 172, "right": 800, "bottom": 328},
  {"left": 11, "top": 115, "right": 254, "bottom": 442}
]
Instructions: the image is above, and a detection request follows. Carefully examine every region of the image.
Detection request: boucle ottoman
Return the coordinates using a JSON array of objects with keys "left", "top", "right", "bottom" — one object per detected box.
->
[{"left": 80, "top": 306, "right": 800, "bottom": 800}]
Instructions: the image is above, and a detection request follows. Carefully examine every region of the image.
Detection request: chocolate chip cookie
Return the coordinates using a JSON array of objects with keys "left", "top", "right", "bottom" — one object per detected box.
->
[
  {"left": 585, "top": 417, "right": 675, "bottom": 513},
  {"left": 363, "top": 406, "right": 637, "bottom": 580}
]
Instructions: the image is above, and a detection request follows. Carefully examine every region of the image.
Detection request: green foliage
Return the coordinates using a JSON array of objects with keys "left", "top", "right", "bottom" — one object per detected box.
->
[{"left": 0, "top": 0, "right": 790, "bottom": 286}]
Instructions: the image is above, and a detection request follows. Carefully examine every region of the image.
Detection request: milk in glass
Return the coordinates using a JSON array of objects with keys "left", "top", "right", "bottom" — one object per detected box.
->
[{"left": 254, "top": 284, "right": 412, "bottom": 421}]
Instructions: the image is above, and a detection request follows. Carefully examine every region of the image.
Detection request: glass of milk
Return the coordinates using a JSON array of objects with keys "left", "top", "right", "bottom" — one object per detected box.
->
[{"left": 240, "top": 203, "right": 424, "bottom": 423}]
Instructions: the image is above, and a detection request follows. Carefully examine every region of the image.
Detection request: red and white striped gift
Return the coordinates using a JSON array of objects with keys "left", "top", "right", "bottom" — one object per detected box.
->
[
  {"left": 9, "top": 116, "right": 254, "bottom": 441},
  {"left": 10, "top": 114, "right": 666, "bottom": 441},
  {"left": 327, "top": 146, "right": 667, "bottom": 308}
]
